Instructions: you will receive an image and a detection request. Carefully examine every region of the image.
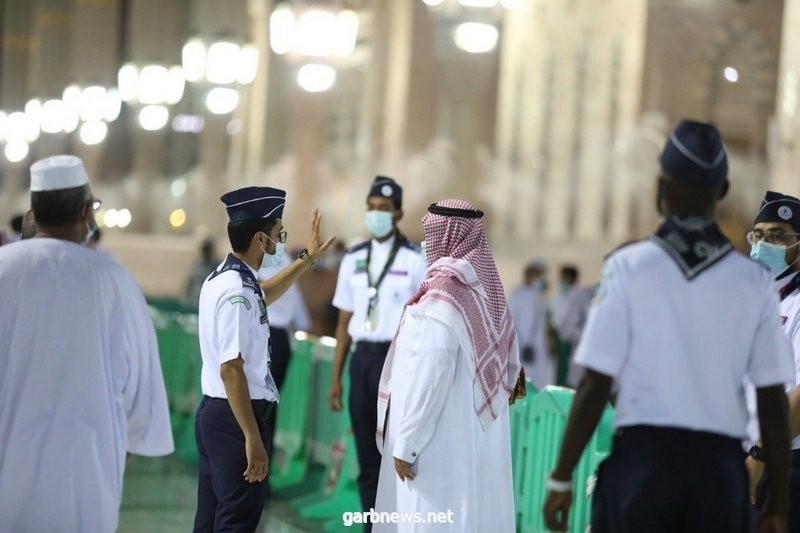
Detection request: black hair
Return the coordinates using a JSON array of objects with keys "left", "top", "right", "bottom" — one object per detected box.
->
[
  {"left": 10, "top": 215, "right": 23, "bottom": 233},
  {"left": 31, "top": 185, "right": 92, "bottom": 227},
  {"left": 560, "top": 266, "right": 579, "bottom": 283},
  {"left": 227, "top": 218, "right": 278, "bottom": 252}
]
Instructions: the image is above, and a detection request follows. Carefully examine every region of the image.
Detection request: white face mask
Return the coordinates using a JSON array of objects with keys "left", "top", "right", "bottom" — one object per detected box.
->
[
  {"left": 364, "top": 211, "right": 394, "bottom": 239},
  {"left": 260, "top": 233, "right": 284, "bottom": 269}
]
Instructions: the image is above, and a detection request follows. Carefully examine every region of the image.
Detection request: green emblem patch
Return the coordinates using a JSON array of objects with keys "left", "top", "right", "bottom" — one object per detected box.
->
[
  {"left": 355, "top": 259, "right": 368, "bottom": 273},
  {"left": 228, "top": 295, "right": 251, "bottom": 309}
]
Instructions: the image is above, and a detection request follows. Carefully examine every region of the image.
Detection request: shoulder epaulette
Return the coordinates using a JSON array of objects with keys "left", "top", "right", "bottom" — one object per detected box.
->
[{"left": 346, "top": 241, "right": 369, "bottom": 254}]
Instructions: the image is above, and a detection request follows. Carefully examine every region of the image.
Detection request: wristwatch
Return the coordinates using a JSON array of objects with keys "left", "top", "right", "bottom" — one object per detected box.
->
[
  {"left": 299, "top": 248, "right": 316, "bottom": 266},
  {"left": 747, "top": 444, "right": 765, "bottom": 463}
]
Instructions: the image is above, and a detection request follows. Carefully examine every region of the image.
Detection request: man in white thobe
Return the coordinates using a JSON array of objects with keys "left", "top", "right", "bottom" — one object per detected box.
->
[
  {"left": 508, "top": 263, "right": 554, "bottom": 389},
  {"left": 0, "top": 155, "right": 174, "bottom": 533},
  {"left": 374, "top": 199, "right": 523, "bottom": 533}
]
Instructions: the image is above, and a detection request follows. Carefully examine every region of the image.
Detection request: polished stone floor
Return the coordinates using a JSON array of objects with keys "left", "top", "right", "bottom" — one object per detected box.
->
[{"left": 119, "top": 456, "right": 329, "bottom": 533}]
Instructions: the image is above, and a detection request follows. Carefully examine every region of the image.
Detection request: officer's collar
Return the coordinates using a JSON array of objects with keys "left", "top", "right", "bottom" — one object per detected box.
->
[
  {"left": 651, "top": 215, "right": 732, "bottom": 280},
  {"left": 371, "top": 233, "right": 397, "bottom": 250}
]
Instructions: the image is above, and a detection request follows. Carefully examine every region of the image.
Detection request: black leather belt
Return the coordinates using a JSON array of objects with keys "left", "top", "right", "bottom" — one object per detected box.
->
[
  {"left": 354, "top": 341, "right": 392, "bottom": 355},
  {"left": 204, "top": 395, "right": 276, "bottom": 424}
]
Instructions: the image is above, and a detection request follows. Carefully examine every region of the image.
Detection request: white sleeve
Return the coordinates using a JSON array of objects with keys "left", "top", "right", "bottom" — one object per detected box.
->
[
  {"left": 748, "top": 288, "right": 795, "bottom": 388},
  {"left": 393, "top": 317, "right": 458, "bottom": 463},
  {"left": 332, "top": 254, "right": 355, "bottom": 312},
  {"left": 215, "top": 287, "right": 256, "bottom": 364},
  {"left": 572, "top": 256, "right": 630, "bottom": 378},
  {"left": 120, "top": 277, "right": 174, "bottom": 456}
]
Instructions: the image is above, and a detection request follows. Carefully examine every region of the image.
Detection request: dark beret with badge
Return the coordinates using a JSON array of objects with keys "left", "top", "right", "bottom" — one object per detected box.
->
[
  {"left": 754, "top": 191, "right": 800, "bottom": 232},
  {"left": 221, "top": 186, "right": 286, "bottom": 223},
  {"left": 660, "top": 119, "right": 728, "bottom": 188},
  {"left": 367, "top": 175, "right": 402, "bottom": 209}
]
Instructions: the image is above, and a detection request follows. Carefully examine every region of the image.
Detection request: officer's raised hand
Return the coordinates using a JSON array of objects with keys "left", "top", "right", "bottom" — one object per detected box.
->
[{"left": 307, "top": 208, "right": 336, "bottom": 259}]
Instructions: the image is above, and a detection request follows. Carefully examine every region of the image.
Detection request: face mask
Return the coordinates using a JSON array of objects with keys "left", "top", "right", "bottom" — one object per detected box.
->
[
  {"left": 558, "top": 280, "right": 569, "bottom": 294},
  {"left": 365, "top": 211, "right": 394, "bottom": 239},
  {"left": 529, "top": 278, "right": 544, "bottom": 293},
  {"left": 750, "top": 240, "right": 800, "bottom": 278},
  {"left": 260, "top": 233, "right": 285, "bottom": 269},
  {"left": 420, "top": 240, "right": 427, "bottom": 264}
]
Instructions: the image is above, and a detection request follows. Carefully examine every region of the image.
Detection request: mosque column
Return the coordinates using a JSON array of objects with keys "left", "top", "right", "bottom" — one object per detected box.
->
[
  {"left": 0, "top": 0, "right": 34, "bottom": 213},
  {"left": 70, "top": 0, "right": 122, "bottom": 182},
  {"left": 541, "top": 7, "right": 576, "bottom": 242},
  {"left": 190, "top": 0, "right": 248, "bottom": 238},
  {"left": 770, "top": 0, "right": 800, "bottom": 197}
]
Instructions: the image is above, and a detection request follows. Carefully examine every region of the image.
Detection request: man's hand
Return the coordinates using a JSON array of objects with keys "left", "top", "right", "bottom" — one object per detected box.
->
[
  {"left": 543, "top": 489, "right": 573, "bottom": 532},
  {"left": 328, "top": 380, "right": 343, "bottom": 412},
  {"left": 307, "top": 208, "right": 336, "bottom": 260},
  {"left": 746, "top": 455, "right": 765, "bottom": 505},
  {"left": 243, "top": 436, "right": 269, "bottom": 483},
  {"left": 394, "top": 457, "right": 415, "bottom": 481}
]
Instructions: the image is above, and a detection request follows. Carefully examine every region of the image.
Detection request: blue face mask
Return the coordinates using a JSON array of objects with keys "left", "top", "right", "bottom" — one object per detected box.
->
[
  {"left": 750, "top": 240, "right": 799, "bottom": 278},
  {"left": 529, "top": 278, "right": 545, "bottom": 293},
  {"left": 260, "top": 233, "right": 285, "bottom": 269},
  {"left": 365, "top": 211, "right": 394, "bottom": 239}
]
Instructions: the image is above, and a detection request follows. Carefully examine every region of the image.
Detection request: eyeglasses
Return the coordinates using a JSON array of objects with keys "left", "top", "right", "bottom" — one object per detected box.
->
[
  {"left": 746, "top": 228, "right": 800, "bottom": 245},
  {"left": 277, "top": 230, "right": 287, "bottom": 244},
  {"left": 87, "top": 198, "right": 102, "bottom": 211}
]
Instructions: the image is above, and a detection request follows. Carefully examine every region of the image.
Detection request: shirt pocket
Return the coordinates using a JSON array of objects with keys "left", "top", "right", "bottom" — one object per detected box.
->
[{"left": 384, "top": 272, "right": 413, "bottom": 304}]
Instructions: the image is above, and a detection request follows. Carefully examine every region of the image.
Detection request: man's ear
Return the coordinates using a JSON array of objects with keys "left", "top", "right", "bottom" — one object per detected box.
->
[{"left": 394, "top": 209, "right": 404, "bottom": 224}]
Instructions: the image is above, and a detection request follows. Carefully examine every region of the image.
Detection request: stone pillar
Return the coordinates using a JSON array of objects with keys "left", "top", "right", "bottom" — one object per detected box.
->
[{"left": 770, "top": 0, "right": 800, "bottom": 197}]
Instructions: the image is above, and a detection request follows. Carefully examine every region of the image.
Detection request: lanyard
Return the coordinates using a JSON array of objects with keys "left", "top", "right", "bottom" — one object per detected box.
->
[{"left": 366, "top": 234, "right": 402, "bottom": 300}]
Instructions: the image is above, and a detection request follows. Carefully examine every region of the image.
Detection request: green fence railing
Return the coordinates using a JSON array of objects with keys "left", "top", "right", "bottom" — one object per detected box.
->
[{"left": 145, "top": 299, "right": 615, "bottom": 532}]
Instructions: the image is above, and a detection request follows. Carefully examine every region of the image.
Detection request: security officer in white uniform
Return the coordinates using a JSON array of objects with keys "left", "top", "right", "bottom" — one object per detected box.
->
[
  {"left": 542, "top": 120, "right": 794, "bottom": 533},
  {"left": 747, "top": 191, "right": 800, "bottom": 531},
  {"left": 327, "top": 176, "right": 426, "bottom": 531},
  {"left": 194, "top": 186, "right": 334, "bottom": 532}
]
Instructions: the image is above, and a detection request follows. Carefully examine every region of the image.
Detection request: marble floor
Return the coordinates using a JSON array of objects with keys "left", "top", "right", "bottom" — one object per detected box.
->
[{"left": 119, "top": 456, "right": 330, "bottom": 533}]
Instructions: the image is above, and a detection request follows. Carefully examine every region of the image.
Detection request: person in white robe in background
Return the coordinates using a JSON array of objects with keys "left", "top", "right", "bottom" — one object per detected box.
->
[
  {"left": 374, "top": 199, "right": 524, "bottom": 533},
  {"left": 0, "top": 155, "right": 174, "bottom": 533},
  {"left": 508, "top": 262, "right": 554, "bottom": 389}
]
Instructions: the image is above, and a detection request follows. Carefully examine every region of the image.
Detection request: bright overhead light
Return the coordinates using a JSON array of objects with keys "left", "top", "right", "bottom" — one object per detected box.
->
[
  {"left": 165, "top": 66, "right": 186, "bottom": 105},
  {"left": 453, "top": 22, "right": 499, "bottom": 54},
  {"left": 41, "top": 99, "right": 68, "bottom": 133},
  {"left": 79, "top": 120, "right": 108, "bottom": 145},
  {"left": 169, "top": 208, "right": 187, "bottom": 228},
  {"left": 205, "top": 88, "right": 240, "bottom": 115},
  {"left": 79, "top": 86, "right": 107, "bottom": 122},
  {"left": 297, "top": 63, "right": 336, "bottom": 93},
  {"left": 170, "top": 179, "right": 187, "bottom": 198},
  {"left": 138, "top": 105, "right": 169, "bottom": 131},
  {"left": 724, "top": 66, "right": 739, "bottom": 83},
  {"left": 4, "top": 139, "right": 29, "bottom": 163},
  {"left": 104, "top": 88, "right": 122, "bottom": 122},
  {"left": 207, "top": 41, "right": 240, "bottom": 84},
  {"left": 118, "top": 64, "right": 139, "bottom": 102},
  {"left": 182, "top": 39, "right": 206, "bottom": 82},
  {"left": 7, "top": 111, "right": 40, "bottom": 143},
  {"left": 237, "top": 45, "right": 260, "bottom": 85},
  {"left": 423, "top": 0, "right": 445, "bottom": 5},
  {"left": 138, "top": 65, "right": 168, "bottom": 105},
  {"left": 270, "top": 4, "right": 295, "bottom": 55},
  {"left": 172, "top": 114, "right": 205, "bottom": 133},
  {"left": 116, "top": 209, "right": 132, "bottom": 228}
]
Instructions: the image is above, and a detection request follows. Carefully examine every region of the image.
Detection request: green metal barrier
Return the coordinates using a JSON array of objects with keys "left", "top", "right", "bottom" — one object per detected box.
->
[
  {"left": 514, "top": 385, "right": 613, "bottom": 533},
  {"left": 290, "top": 342, "right": 361, "bottom": 520},
  {"left": 270, "top": 338, "right": 315, "bottom": 490}
]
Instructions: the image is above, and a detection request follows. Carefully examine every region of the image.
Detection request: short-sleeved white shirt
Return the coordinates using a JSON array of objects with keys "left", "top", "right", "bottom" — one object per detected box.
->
[
  {"left": 199, "top": 255, "right": 278, "bottom": 400},
  {"left": 778, "top": 273, "right": 800, "bottom": 449},
  {"left": 332, "top": 235, "right": 427, "bottom": 342},
  {"left": 574, "top": 240, "right": 794, "bottom": 440}
]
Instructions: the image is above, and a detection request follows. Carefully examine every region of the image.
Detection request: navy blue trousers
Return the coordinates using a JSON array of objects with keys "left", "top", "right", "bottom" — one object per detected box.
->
[
  {"left": 265, "top": 327, "right": 291, "bottom": 473},
  {"left": 193, "top": 396, "right": 273, "bottom": 533},
  {"left": 591, "top": 425, "right": 748, "bottom": 533},
  {"left": 348, "top": 342, "right": 390, "bottom": 533}
]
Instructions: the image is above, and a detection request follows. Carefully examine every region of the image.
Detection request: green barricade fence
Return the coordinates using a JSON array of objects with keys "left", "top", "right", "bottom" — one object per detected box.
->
[
  {"left": 269, "top": 337, "right": 315, "bottom": 490},
  {"left": 513, "top": 385, "right": 614, "bottom": 533},
  {"left": 144, "top": 298, "right": 616, "bottom": 532}
]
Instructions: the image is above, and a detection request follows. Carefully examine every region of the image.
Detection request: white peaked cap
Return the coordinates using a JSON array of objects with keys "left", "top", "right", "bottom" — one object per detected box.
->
[{"left": 30, "top": 155, "right": 90, "bottom": 192}]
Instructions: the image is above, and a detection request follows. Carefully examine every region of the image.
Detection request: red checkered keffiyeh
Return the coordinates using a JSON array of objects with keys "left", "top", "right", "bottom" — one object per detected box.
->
[{"left": 377, "top": 199, "right": 520, "bottom": 447}]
